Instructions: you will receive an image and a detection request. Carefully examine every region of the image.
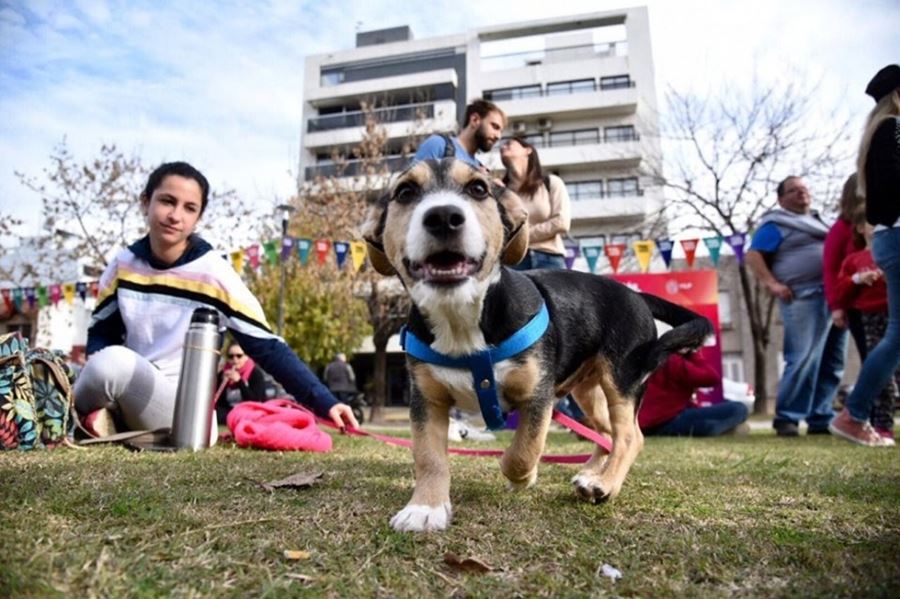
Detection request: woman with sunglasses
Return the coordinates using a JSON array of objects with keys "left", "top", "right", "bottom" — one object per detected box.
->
[
  {"left": 216, "top": 342, "right": 267, "bottom": 424},
  {"left": 74, "top": 161, "right": 359, "bottom": 439}
]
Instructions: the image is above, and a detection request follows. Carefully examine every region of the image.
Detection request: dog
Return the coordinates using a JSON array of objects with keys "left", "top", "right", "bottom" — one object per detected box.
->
[{"left": 362, "top": 159, "right": 712, "bottom": 532}]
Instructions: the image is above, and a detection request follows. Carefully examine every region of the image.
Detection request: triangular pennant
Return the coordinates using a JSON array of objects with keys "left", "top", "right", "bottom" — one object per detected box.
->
[
  {"left": 632, "top": 240, "right": 655, "bottom": 273},
  {"left": 12, "top": 288, "right": 24, "bottom": 310},
  {"left": 62, "top": 283, "right": 76, "bottom": 304},
  {"left": 582, "top": 245, "right": 602, "bottom": 273},
  {"left": 49, "top": 284, "right": 62, "bottom": 306},
  {"left": 281, "top": 236, "right": 295, "bottom": 261},
  {"left": 0, "top": 288, "right": 11, "bottom": 314},
  {"left": 230, "top": 250, "right": 245, "bottom": 273},
  {"left": 262, "top": 240, "right": 279, "bottom": 266},
  {"left": 655, "top": 238, "right": 674, "bottom": 269},
  {"left": 680, "top": 239, "right": 699, "bottom": 269},
  {"left": 315, "top": 239, "right": 331, "bottom": 265},
  {"left": 29, "top": 286, "right": 41, "bottom": 309},
  {"left": 564, "top": 244, "right": 580, "bottom": 270},
  {"left": 333, "top": 241, "right": 350, "bottom": 269},
  {"left": 604, "top": 243, "right": 626, "bottom": 274},
  {"left": 246, "top": 244, "right": 261, "bottom": 269},
  {"left": 89, "top": 281, "right": 99, "bottom": 299},
  {"left": 75, "top": 282, "right": 88, "bottom": 301},
  {"left": 726, "top": 232, "right": 746, "bottom": 265},
  {"left": 297, "top": 238, "right": 312, "bottom": 265},
  {"left": 703, "top": 236, "right": 723, "bottom": 267},
  {"left": 349, "top": 240, "right": 367, "bottom": 272}
]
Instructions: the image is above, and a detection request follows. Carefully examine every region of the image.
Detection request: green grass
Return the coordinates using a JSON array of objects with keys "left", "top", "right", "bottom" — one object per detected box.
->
[{"left": 1, "top": 430, "right": 898, "bottom": 597}]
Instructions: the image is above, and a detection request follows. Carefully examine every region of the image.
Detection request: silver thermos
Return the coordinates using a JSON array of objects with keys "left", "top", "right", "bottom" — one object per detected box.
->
[{"left": 170, "top": 307, "right": 221, "bottom": 450}]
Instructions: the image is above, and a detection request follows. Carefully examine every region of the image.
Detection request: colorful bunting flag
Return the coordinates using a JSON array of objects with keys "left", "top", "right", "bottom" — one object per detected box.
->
[
  {"left": 633, "top": 240, "right": 655, "bottom": 273},
  {"left": 564, "top": 244, "right": 580, "bottom": 270},
  {"left": 25, "top": 287, "right": 36, "bottom": 310},
  {"left": 655, "top": 238, "right": 674, "bottom": 269},
  {"left": 333, "top": 241, "right": 350, "bottom": 269},
  {"left": 89, "top": 281, "right": 99, "bottom": 298},
  {"left": 246, "top": 244, "right": 261, "bottom": 269},
  {"left": 582, "top": 245, "right": 602, "bottom": 273},
  {"left": 726, "top": 233, "right": 746, "bottom": 265},
  {"left": 36, "top": 285, "right": 48, "bottom": 308},
  {"left": 12, "top": 288, "right": 23, "bottom": 310},
  {"left": 262, "top": 240, "right": 279, "bottom": 266},
  {"left": 62, "top": 283, "right": 76, "bottom": 304},
  {"left": 315, "top": 239, "right": 331, "bottom": 265},
  {"left": 349, "top": 241, "right": 367, "bottom": 272},
  {"left": 680, "top": 239, "right": 698, "bottom": 269},
  {"left": 281, "top": 236, "right": 295, "bottom": 261},
  {"left": 703, "top": 236, "right": 723, "bottom": 267},
  {"left": 1, "top": 288, "right": 11, "bottom": 313},
  {"left": 49, "top": 284, "right": 62, "bottom": 306},
  {"left": 230, "top": 249, "right": 245, "bottom": 273},
  {"left": 76, "top": 282, "right": 88, "bottom": 302},
  {"left": 604, "top": 243, "right": 626, "bottom": 274},
  {"left": 297, "top": 238, "right": 312, "bottom": 265}
]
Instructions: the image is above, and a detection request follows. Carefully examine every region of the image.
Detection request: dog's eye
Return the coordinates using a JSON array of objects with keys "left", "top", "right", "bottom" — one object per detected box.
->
[
  {"left": 392, "top": 182, "right": 420, "bottom": 204},
  {"left": 465, "top": 180, "right": 489, "bottom": 200}
]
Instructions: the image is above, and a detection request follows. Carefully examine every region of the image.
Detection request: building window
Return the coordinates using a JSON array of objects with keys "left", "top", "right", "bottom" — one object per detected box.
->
[
  {"left": 604, "top": 125, "right": 638, "bottom": 142},
  {"left": 718, "top": 290, "right": 733, "bottom": 327},
  {"left": 548, "top": 129, "right": 600, "bottom": 147},
  {"left": 483, "top": 85, "right": 541, "bottom": 101},
  {"left": 521, "top": 133, "right": 545, "bottom": 148},
  {"left": 568, "top": 180, "right": 603, "bottom": 200},
  {"left": 546, "top": 79, "right": 596, "bottom": 96},
  {"left": 600, "top": 74, "right": 633, "bottom": 90},
  {"left": 606, "top": 177, "right": 640, "bottom": 197}
]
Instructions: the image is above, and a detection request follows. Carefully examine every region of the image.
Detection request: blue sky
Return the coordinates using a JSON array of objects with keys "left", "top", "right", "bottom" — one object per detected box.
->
[{"left": 1, "top": 0, "right": 897, "bottom": 238}]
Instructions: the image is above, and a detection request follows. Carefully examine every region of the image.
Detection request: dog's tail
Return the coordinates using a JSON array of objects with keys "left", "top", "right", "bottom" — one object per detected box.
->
[{"left": 639, "top": 292, "right": 714, "bottom": 373}]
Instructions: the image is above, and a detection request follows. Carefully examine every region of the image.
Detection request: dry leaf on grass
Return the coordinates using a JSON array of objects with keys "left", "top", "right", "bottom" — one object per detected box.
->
[
  {"left": 256, "top": 471, "right": 325, "bottom": 492},
  {"left": 285, "top": 573, "right": 315, "bottom": 583},
  {"left": 443, "top": 552, "right": 494, "bottom": 573},
  {"left": 283, "top": 549, "right": 311, "bottom": 561}
]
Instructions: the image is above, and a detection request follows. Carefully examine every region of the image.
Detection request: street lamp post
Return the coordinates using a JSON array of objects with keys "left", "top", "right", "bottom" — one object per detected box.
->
[{"left": 275, "top": 204, "right": 296, "bottom": 337}]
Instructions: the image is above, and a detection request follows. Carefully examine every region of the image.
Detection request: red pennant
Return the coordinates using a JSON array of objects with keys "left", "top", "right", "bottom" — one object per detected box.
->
[
  {"left": 604, "top": 243, "right": 626, "bottom": 274},
  {"left": 89, "top": 281, "right": 100, "bottom": 298},
  {"left": 680, "top": 239, "right": 698, "bottom": 269},
  {"left": 315, "top": 239, "right": 331, "bottom": 265},
  {"left": 246, "top": 244, "right": 261, "bottom": 269}
]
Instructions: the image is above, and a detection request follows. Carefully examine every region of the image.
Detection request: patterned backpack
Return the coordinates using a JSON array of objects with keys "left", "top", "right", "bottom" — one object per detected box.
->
[{"left": 0, "top": 332, "right": 76, "bottom": 450}]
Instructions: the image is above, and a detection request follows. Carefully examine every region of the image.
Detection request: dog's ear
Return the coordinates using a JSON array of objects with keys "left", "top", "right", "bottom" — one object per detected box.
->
[
  {"left": 497, "top": 187, "right": 530, "bottom": 266},
  {"left": 360, "top": 194, "right": 396, "bottom": 276}
]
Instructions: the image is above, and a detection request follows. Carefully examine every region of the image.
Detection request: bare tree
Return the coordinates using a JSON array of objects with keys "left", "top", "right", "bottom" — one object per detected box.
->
[
  {"left": 5, "top": 138, "right": 260, "bottom": 285},
  {"left": 649, "top": 79, "right": 854, "bottom": 413}
]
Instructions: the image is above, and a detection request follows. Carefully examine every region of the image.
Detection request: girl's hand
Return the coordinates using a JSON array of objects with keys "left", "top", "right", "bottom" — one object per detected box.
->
[{"left": 328, "top": 403, "right": 360, "bottom": 431}]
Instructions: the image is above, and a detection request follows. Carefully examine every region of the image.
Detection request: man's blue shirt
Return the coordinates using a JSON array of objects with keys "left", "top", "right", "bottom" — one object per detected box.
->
[
  {"left": 749, "top": 222, "right": 782, "bottom": 253},
  {"left": 413, "top": 135, "right": 482, "bottom": 168}
]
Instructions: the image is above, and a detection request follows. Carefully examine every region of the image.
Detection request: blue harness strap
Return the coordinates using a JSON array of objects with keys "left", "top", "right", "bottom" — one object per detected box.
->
[{"left": 400, "top": 303, "right": 550, "bottom": 430}]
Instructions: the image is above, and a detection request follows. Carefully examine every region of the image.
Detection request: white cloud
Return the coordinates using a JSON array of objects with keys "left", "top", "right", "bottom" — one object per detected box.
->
[{"left": 0, "top": 0, "right": 897, "bottom": 243}]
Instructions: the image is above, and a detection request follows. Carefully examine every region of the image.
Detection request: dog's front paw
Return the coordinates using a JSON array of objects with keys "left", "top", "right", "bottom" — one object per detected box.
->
[
  {"left": 390, "top": 502, "right": 452, "bottom": 532},
  {"left": 506, "top": 467, "right": 538, "bottom": 491},
  {"left": 571, "top": 472, "right": 617, "bottom": 504}
]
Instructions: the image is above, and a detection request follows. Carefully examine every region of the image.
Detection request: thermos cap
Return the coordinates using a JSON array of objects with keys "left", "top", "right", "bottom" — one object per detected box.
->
[{"left": 191, "top": 307, "right": 219, "bottom": 325}]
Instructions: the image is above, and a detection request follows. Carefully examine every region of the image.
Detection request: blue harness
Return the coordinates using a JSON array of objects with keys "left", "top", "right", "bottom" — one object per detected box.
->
[{"left": 400, "top": 303, "right": 550, "bottom": 430}]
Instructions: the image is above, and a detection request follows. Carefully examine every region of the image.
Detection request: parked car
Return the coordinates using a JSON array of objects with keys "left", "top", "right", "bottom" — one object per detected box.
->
[{"left": 722, "top": 377, "right": 755, "bottom": 411}]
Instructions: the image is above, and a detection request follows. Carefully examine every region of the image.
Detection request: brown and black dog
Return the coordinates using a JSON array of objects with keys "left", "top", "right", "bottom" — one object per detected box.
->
[{"left": 362, "top": 159, "right": 712, "bottom": 532}]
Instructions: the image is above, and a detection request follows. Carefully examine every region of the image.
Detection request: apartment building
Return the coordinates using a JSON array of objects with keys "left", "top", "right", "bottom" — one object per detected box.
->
[{"left": 300, "top": 6, "right": 662, "bottom": 258}]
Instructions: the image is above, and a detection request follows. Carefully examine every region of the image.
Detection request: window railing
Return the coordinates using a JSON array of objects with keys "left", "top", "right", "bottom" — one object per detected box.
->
[
  {"left": 599, "top": 77, "right": 635, "bottom": 90},
  {"left": 516, "top": 129, "right": 639, "bottom": 148},
  {"left": 307, "top": 102, "right": 435, "bottom": 133},
  {"left": 568, "top": 180, "right": 644, "bottom": 200},
  {"left": 604, "top": 128, "right": 640, "bottom": 142},
  {"left": 305, "top": 155, "right": 408, "bottom": 179}
]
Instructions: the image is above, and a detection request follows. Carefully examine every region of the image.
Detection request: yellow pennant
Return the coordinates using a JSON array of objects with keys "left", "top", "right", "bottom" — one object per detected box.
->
[
  {"left": 230, "top": 249, "right": 245, "bottom": 273},
  {"left": 632, "top": 240, "right": 655, "bottom": 273},
  {"left": 350, "top": 240, "right": 368, "bottom": 272},
  {"left": 62, "top": 283, "right": 76, "bottom": 304}
]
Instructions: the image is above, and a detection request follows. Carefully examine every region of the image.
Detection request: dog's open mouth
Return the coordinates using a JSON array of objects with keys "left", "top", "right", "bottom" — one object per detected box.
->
[{"left": 406, "top": 251, "right": 482, "bottom": 285}]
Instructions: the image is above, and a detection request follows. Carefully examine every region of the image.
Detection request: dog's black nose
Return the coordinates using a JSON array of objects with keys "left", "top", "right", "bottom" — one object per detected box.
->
[{"left": 423, "top": 205, "right": 466, "bottom": 238}]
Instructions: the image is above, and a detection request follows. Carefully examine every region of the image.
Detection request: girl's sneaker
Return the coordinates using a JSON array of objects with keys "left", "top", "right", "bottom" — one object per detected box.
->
[
  {"left": 828, "top": 409, "right": 883, "bottom": 447},
  {"left": 874, "top": 427, "right": 896, "bottom": 447}
]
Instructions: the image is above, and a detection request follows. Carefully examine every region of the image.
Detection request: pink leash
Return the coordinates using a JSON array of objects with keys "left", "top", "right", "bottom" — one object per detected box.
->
[{"left": 317, "top": 409, "right": 613, "bottom": 464}]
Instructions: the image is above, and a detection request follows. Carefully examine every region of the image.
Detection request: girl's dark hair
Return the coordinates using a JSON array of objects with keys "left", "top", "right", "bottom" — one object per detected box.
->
[
  {"left": 142, "top": 161, "right": 210, "bottom": 214},
  {"left": 850, "top": 202, "right": 868, "bottom": 247},
  {"left": 502, "top": 137, "right": 545, "bottom": 196},
  {"left": 837, "top": 173, "right": 863, "bottom": 221}
]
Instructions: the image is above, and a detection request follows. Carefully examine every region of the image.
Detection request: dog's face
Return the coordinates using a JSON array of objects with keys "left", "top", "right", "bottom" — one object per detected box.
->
[{"left": 362, "top": 159, "right": 529, "bottom": 298}]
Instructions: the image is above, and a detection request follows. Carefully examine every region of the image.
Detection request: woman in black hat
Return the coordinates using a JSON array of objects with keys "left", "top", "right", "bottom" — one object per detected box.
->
[{"left": 830, "top": 64, "right": 900, "bottom": 447}]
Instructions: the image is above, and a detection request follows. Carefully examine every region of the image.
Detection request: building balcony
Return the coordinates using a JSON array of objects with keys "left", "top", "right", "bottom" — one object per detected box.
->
[
  {"left": 499, "top": 86, "right": 638, "bottom": 120},
  {"left": 538, "top": 139, "right": 641, "bottom": 170},
  {"left": 303, "top": 99, "right": 457, "bottom": 149},
  {"left": 304, "top": 155, "right": 409, "bottom": 180},
  {"left": 305, "top": 68, "right": 458, "bottom": 104},
  {"left": 569, "top": 190, "right": 652, "bottom": 224}
]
